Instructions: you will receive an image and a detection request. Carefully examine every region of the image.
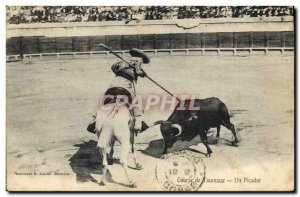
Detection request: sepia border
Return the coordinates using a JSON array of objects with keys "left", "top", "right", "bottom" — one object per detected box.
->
[{"left": 3, "top": 0, "right": 298, "bottom": 194}]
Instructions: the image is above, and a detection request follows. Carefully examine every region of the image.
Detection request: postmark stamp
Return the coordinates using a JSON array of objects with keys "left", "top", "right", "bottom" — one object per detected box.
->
[{"left": 155, "top": 150, "right": 206, "bottom": 191}]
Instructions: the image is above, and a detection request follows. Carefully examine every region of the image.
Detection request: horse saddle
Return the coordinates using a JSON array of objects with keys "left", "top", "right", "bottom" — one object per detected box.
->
[{"left": 103, "top": 87, "right": 133, "bottom": 107}]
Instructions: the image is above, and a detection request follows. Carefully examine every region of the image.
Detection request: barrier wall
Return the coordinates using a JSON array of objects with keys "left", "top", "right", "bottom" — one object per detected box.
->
[
  {"left": 6, "top": 31, "right": 294, "bottom": 55},
  {"left": 6, "top": 17, "right": 294, "bottom": 56}
]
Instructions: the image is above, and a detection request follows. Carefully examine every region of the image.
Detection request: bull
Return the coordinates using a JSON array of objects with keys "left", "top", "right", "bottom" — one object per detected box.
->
[{"left": 141, "top": 98, "right": 239, "bottom": 157}]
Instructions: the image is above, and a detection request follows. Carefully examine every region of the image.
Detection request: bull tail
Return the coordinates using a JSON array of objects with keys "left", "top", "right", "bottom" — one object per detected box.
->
[{"left": 218, "top": 103, "right": 235, "bottom": 130}]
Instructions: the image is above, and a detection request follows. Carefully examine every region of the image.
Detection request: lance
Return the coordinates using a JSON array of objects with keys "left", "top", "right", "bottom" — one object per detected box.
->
[{"left": 99, "top": 44, "right": 180, "bottom": 102}]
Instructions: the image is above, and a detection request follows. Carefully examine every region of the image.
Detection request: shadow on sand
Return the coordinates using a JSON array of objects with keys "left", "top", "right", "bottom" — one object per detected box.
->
[
  {"left": 69, "top": 140, "right": 131, "bottom": 187},
  {"left": 139, "top": 135, "right": 216, "bottom": 158},
  {"left": 69, "top": 130, "right": 234, "bottom": 184},
  {"left": 69, "top": 140, "right": 102, "bottom": 183},
  {"left": 139, "top": 139, "right": 165, "bottom": 158}
]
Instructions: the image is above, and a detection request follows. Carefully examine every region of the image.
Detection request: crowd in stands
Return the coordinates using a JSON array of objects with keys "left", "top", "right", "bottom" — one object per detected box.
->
[{"left": 7, "top": 6, "right": 294, "bottom": 24}]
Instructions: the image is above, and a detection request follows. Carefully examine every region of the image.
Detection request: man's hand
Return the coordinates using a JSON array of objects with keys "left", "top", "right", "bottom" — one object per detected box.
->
[{"left": 137, "top": 68, "right": 147, "bottom": 77}]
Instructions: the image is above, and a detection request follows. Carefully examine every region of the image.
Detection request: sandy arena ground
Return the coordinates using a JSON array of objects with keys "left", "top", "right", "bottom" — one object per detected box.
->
[{"left": 6, "top": 55, "right": 294, "bottom": 191}]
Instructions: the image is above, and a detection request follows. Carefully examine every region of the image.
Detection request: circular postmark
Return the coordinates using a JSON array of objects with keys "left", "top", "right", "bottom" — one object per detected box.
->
[{"left": 155, "top": 150, "right": 206, "bottom": 191}]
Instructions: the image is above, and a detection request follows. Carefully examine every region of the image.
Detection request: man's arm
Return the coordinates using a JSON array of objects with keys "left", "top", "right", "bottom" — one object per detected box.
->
[{"left": 134, "top": 60, "right": 147, "bottom": 77}]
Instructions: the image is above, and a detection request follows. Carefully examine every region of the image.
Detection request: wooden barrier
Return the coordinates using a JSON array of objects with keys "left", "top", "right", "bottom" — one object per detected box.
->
[
  {"left": 6, "top": 17, "right": 294, "bottom": 57},
  {"left": 6, "top": 47, "right": 294, "bottom": 62},
  {"left": 6, "top": 31, "right": 294, "bottom": 56}
]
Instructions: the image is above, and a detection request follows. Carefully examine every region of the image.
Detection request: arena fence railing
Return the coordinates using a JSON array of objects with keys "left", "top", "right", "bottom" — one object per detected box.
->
[{"left": 6, "top": 47, "right": 294, "bottom": 62}]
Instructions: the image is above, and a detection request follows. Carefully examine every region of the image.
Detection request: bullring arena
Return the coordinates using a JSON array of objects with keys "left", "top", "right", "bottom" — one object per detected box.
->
[{"left": 6, "top": 6, "right": 294, "bottom": 191}]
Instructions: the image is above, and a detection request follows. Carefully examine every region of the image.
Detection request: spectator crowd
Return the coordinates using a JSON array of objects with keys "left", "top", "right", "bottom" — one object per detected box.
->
[{"left": 7, "top": 6, "right": 294, "bottom": 24}]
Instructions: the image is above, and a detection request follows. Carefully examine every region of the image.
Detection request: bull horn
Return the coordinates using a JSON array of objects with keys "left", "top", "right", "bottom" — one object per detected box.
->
[
  {"left": 171, "top": 124, "right": 182, "bottom": 136},
  {"left": 140, "top": 120, "right": 164, "bottom": 132},
  {"left": 148, "top": 120, "right": 164, "bottom": 127}
]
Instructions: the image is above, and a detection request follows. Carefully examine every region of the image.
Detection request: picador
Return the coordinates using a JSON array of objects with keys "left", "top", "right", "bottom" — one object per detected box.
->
[{"left": 87, "top": 48, "right": 150, "bottom": 145}]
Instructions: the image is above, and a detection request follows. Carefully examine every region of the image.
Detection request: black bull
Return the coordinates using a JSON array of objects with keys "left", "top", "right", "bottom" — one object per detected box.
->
[{"left": 142, "top": 98, "right": 240, "bottom": 156}]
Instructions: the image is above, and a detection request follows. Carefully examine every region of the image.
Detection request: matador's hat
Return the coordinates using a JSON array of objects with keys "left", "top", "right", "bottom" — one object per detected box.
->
[{"left": 129, "top": 48, "right": 150, "bottom": 64}]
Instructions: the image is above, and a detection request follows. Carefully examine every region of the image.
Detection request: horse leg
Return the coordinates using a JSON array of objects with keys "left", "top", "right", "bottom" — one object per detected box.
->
[
  {"left": 130, "top": 148, "right": 142, "bottom": 170},
  {"left": 99, "top": 147, "right": 108, "bottom": 185},
  {"left": 120, "top": 144, "right": 136, "bottom": 187},
  {"left": 96, "top": 117, "right": 113, "bottom": 185},
  {"left": 107, "top": 139, "right": 115, "bottom": 165},
  {"left": 128, "top": 130, "right": 142, "bottom": 170},
  {"left": 199, "top": 130, "right": 212, "bottom": 157},
  {"left": 128, "top": 114, "right": 142, "bottom": 170},
  {"left": 114, "top": 122, "right": 136, "bottom": 187}
]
